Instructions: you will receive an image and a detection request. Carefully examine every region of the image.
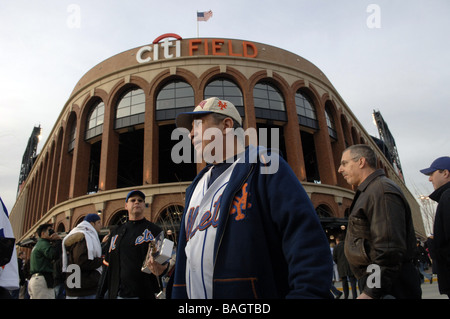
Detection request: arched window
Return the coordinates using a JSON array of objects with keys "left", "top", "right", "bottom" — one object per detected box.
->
[
  {"left": 325, "top": 106, "right": 337, "bottom": 140},
  {"left": 85, "top": 100, "right": 104, "bottom": 140},
  {"left": 115, "top": 87, "right": 145, "bottom": 129},
  {"left": 295, "top": 90, "right": 318, "bottom": 129},
  {"left": 68, "top": 120, "right": 77, "bottom": 152},
  {"left": 253, "top": 82, "right": 287, "bottom": 158},
  {"left": 253, "top": 82, "right": 286, "bottom": 121},
  {"left": 316, "top": 204, "right": 333, "bottom": 218},
  {"left": 109, "top": 209, "right": 129, "bottom": 226},
  {"left": 204, "top": 78, "right": 244, "bottom": 118},
  {"left": 56, "top": 223, "right": 65, "bottom": 233},
  {"left": 156, "top": 80, "right": 195, "bottom": 121},
  {"left": 156, "top": 80, "right": 196, "bottom": 183}
]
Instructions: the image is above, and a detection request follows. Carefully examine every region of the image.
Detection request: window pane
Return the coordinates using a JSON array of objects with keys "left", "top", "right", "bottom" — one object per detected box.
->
[
  {"left": 177, "top": 96, "right": 195, "bottom": 108},
  {"left": 117, "top": 98, "right": 130, "bottom": 111},
  {"left": 325, "top": 109, "right": 335, "bottom": 129},
  {"left": 254, "top": 97, "right": 270, "bottom": 109},
  {"left": 131, "top": 103, "right": 145, "bottom": 115},
  {"left": 97, "top": 104, "right": 104, "bottom": 116},
  {"left": 205, "top": 86, "right": 223, "bottom": 96},
  {"left": 156, "top": 81, "right": 194, "bottom": 113},
  {"left": 270, "top": 100, "right": 285, "bottom": 111},
  {"left": 268, "top": 90, "right": 282, "bottom": 102},
  {"left": 117, "top": 107, "right": 130, "bottom": 118},
  {"left": 116, "top": 88, "right": 145, "bottom": 121},
  {"left": 157, "top": 89, "right": 175, "bottom": 100},
  {"left": 254, "top": 83, "right": 285, "bottom": 110},
  {"left": 253, "top": 86, "right": 267, "bottom": 99},
  {"left": 86, "top": 101, "right": 104, "bottom": 138},
  {"left": 69, "top": 120, "right": 77, "bottom": 150},
  {"left": 223, "top": 86, "right": 240, "bottom": 96},
  {"left": 176, "top": 81, "right": 190, "bottom": 89},
  {"left": 204, "top": 79, "right": 243, "bottom": 109},
  {"left": 156, "top": 100, "right": 173, "bottom": 110},
  {"left": 295, "top": 91, "right": 317, "bottom": 127},
  {"left": 176, "top": 87, "right": 194, "bottom": 98},
  {"left": 227, "top": 96, "right": 243, "bottom": 107},
  {"left": 132, "top": 92, "right": 145, "bottom": 105},
  {"left": 253, "top": 82, "right": 286, "bottom": 120}
]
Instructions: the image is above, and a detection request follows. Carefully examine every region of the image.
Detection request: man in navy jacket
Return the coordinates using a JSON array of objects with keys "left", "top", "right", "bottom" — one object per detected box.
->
[
  {"left": 420, "top": 156, "right": 450, "bottom": 298},
  {"left": 170, "top": 97, "right": 332, "bottom": 299}
]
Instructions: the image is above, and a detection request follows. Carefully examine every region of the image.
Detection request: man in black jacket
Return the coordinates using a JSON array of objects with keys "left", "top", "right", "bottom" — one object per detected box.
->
[
  {"left": 98, "top": 190, "right": 168, "bottom": 299},
  {"left": 338, "top": 144, "right": 421, "bottom": 299},
  {"left": 420, "top": 156, "right": 450, "bottom": 298},
  {"left": 333, "top": 233, "right": 358, "bottom": 299}
]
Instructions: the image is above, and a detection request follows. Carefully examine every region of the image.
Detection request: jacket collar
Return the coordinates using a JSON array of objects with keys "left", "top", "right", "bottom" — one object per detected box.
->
[
  {"left": 357, "top": 169, "right": 385, "bottom": 192},
  {"left": 429, "top": 181, "right": 450, "bottom": 202}
]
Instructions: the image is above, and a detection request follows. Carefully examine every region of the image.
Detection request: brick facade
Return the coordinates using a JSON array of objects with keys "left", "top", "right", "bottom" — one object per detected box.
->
[{"left": 10, "top": 35, "right": 425, "bottom": 245}]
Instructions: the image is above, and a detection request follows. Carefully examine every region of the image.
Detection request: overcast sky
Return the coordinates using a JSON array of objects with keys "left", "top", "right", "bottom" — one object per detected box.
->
[{"left": 0, "top": 0, "right": 449, "bottom": 217}]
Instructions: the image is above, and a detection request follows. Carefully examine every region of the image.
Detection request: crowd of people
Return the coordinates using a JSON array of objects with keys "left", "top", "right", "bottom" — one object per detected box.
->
[
  {"left": 10, "top": 189, "right": 171, "bottom": 300},
  {"left": 1, "top": 97, "right": 449, "bottom": 300}
]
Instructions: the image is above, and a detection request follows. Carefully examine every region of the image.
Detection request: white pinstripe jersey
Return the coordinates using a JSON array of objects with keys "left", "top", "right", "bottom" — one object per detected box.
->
[{"left": 184, "top": 161, "right": 238, "bottom": 299}]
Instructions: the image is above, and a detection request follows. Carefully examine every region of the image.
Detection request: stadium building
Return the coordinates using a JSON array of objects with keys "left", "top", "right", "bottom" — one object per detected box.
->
[{"left": 9, "top": 34, "right": 426, "bottom": 247}]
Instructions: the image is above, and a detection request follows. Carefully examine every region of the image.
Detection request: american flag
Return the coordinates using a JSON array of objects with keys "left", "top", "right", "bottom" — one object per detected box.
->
[{"left": 197, "top": 10, "right": 213, "bottom": 22}]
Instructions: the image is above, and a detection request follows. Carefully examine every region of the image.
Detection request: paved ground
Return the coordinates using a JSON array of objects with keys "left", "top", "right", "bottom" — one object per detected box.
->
[
  {"left": 420, "top": 277, "right": 447, "bottom": 299},
  {"left": 333, "top": 276, "right": 448, "bottom": 299}
]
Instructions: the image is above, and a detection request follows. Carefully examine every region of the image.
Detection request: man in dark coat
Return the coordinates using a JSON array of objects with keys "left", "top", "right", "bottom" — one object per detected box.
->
[
  {"left": 338, "top": 145, "right": 421, "bottom": 299},
  {"left": 333, "top": 233, "right": 358, "bottom": 298},
  {"left": 420, "top": 156, "right": 450, "bottom": 298}
]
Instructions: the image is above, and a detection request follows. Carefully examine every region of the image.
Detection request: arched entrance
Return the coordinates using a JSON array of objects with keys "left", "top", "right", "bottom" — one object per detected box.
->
[
  {"left": 108, "top": 209, "right": 128, "bottom": 226},
  {"left": 156, "top": 205, "right": 184, "bottom": 245},
  {"left": 316, "top": 204, "right": 347, "bottom": 243}
]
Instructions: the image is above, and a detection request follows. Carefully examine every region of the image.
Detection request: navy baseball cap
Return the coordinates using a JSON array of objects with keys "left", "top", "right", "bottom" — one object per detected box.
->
[
  {"left": 420, "top": 156, "right": 450, "bottom": 175},
  {"left": 125, "top": 190, "right": 145, "bottom": 202},
  {"left": 84, "top": 213, "right": 101, "bottom": 223}
]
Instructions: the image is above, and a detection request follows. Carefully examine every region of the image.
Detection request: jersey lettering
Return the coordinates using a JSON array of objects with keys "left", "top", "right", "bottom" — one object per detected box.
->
[
  {"left": 135, "top": 229, "right": 155, "bottom": 245},
  {"left": 108, "top": 229, "right": 154, "bottom": 253},
  {"left": 109, "top": 234, "right": 118, "bottom": 252},
  {"left": 186, "top": 195, "right": 222, "bottom": 241}
]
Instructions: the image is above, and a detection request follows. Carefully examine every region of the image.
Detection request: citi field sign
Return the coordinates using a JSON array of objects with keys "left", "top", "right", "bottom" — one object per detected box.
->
[{"left": 136, "top": 33, "right": 258, "bottom": 63}]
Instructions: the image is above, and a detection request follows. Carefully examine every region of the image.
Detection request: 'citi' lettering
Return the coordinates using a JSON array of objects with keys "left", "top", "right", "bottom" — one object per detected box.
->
[{"left": 136, "top": 33, "right": 258, "bottom": 64}]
